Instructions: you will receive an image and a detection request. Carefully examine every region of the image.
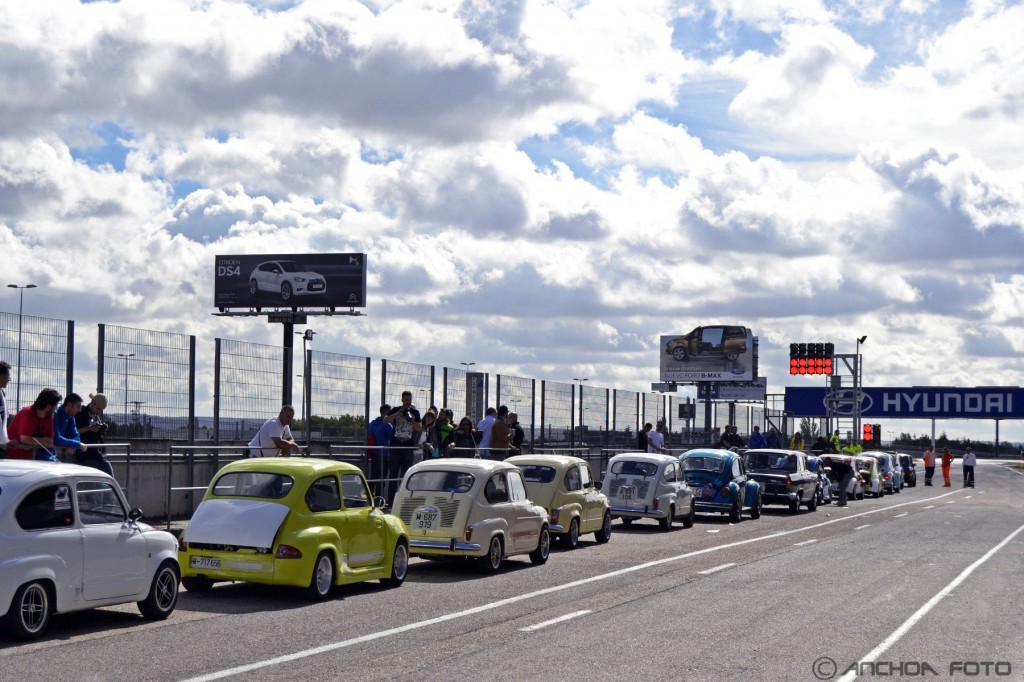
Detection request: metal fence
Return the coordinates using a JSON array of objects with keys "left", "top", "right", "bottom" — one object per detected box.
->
[
  {"left": 305, "top": 350, "right": 370, "bottom": 441},
  {"left": 0, "top": 312, "right": 73, "bottom": 412},
  {"left": 214, "top": 338, "right": 284, "bottom": 443},
  {"left": 539, "top": 380, "right": 573, "bottom": 444},
  {"left": 381, "top": 359, "right": 434, "bottom": 409},
  {"left": 497, "top": 374, "right": 536, "bottom": 447},
  {"left": 98, "top": 324, "right": 195, "bottom": 441}
]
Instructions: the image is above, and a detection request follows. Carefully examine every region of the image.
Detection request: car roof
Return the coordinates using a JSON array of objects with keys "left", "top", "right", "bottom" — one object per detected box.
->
[
  {"left": 680, "top": 448, "right": 738, "bottom": 460},
  {"left": 609, "top": 452, "right": 678, "bottom": 465},
  {"left": 0, "top": 460, "right": 114, "bottom": 489},
  {"left": 406, "top": 459, "right": 518, "bottom": 474},
  {"left": 743, "top": 448, "right": 804, "bottom": 456},
  {"left": 506, "top": 454, "right": 585, "bottom": 469},
  {"left": 217, "top": 457, "right": 362, "bottom": 483}
]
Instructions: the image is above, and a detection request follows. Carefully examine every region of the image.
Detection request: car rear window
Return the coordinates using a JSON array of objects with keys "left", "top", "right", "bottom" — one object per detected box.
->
[
  {"left": 517, "top": 465, "right": 557, "bottom": 483},
  {"left": 213, "top": 472, "right": 294, "bottom": 499},
  {"left": 406, "top": 470, "right": 476, "bottom": 493},
  {"left": 681, "top": 457, "right": 726, "bottom": 473},
  {"left": 610, "top": 460, "right": 658, "bottom": 477},
  {"left": 744, "top": 453, "right": 796, "bottom": 472}
]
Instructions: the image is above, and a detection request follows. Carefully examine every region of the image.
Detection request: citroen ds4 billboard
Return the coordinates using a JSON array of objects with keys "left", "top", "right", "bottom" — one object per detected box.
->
[{"left": 215, "top": 253, "right": 366, "bottom": 309}]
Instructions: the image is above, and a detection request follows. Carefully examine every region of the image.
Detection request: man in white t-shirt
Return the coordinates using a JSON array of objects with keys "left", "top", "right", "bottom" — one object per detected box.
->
[
  {"left": 647, "top": 424, "right": 667, "bottom": 453},
  {"left": 962, "top": 447, "right": 976, "bottom": 488},
  {"left": 247, "top": 406, "right": 301, "bottom": 457}
]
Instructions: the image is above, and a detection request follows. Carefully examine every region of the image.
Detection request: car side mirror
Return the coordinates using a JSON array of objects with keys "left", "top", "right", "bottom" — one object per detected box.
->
[
  {"left": 129, "top": 508, "right": 144, "bottom": 523},
  {"left": 594, "top": 480, "right": 603, "bottom": 491},
  {"left": 374, "top": 496, "right": 387, "bottom": 509}
]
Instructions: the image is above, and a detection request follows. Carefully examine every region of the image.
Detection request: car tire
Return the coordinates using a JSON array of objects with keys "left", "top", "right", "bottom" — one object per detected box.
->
[
  {"left": 3, "top": 581, "right": 51, "bottom": 641},
  {"left": 789, "top": 495, "right": 800, "bottom": 514},
  {"left": 478, "top": 536, "right": 503, "bottom": 574},
  {"left": 672, "top": 347, "right": 688, "bottom": 361},
  {"left": 726, "top": 353, "right": 739, "bottom": 361},
  {"left": 750, "top": 492, "right": 762, "bottom": 520},
  {"left": 182, "top": 576, "right": 214, "bottom": 593},
  {"left": 729, "top": 500, "right": 743, "bottom": 523},
  {"left": 281, "top": 282, "right": 293, "bottom": 301},
  {"left": 594, "top": 512, "right": 612, "bottom": 543},
  {"left": 249, "top": 279, "right": 258, "bottom": 295},
  {"left": 137, "top": 560, "right": 179, "bottom": 620},
  {"left": 306, "top": 551, "right": 335, "bottom": 601},
  {"left": 529, "top": 527, "right": 550, "bottom": 565},
  {"left": 806, "top": 492, "right": 818, "bottom": 512},
  {"left": 682, "top": 499, "right": 696, "bottom": 528},
  {"left": 566, "top": 518, "right": 580, "bottom": 549},
  {"left": 659, "top": 505, "right": 674, "bottom": 531},
  {"left": 380, "top": 540, "right": 409, "bottom": 589}
]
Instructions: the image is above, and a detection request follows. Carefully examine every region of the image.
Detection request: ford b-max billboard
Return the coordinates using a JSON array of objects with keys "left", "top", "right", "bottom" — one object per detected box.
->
[
  {"left": 660, "top": 325, "right": 754, "bottom": 382},
  {"left": 215, "top": 253, "right": 366, "bottom": 309}
]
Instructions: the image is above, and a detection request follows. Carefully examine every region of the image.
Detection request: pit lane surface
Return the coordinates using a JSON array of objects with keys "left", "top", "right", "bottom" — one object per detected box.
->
[{"left": 3, "top": 461, "right": 1022, "bottom": 682}]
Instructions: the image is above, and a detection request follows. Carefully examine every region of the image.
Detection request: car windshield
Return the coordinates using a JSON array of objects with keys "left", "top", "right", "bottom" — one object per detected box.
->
[
  {"left": 744, "top": 453, "right": 795, "bottom": 473},
  {"left": 406, "top": 470, "right": 476, "bottom": 493},
  {"left": 278, "top": 261, "right": 306, "bottom": 272},
  {"left": 213, "top": 472, "right": 294, "bottom": 499},
  {"left": 611, "top": 460, "right": 658, "bottom": 477},
  {"left": 857, "top": 459, "right": 873, "bottom": 470},
  {"left": 681, "top": 457, "right": 726, "bottom": 473},
  {"left": 517, "top": 465, "right": 557, "bottom": 483}
]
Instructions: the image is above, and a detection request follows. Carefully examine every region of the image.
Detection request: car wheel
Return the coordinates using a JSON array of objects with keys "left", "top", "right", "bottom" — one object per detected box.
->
[
  {"left": 137, "top": 560, "right": 179, "bottom": 620},
  {"left": 726, "top": 353, "right": 739, "bottom": 361},
  {"left": 729, "top": 500, "right": 743, "bottom": 523},
  {"left": 529, "top": 527, "right": 550, "bottom": 565},
  {"left": 3, "top": 581, "right": 50, "bottom": 641},
  {"left": 566, "top": 518, "right": 580, "bottom": 549},
  {"left": 280, "top": 281, "right": 293, "bottom": 301},
  {"left": 683, "top": 499, "right": 696, "bottom": 528},
  {"left": 380, "top": 540, "right": 409, "bottom": 588},
  {"left": 750, "top": 492, "right": 762, "bottom": 520},
  {"left": 620, "top": 517, "right": 634, "bottom": 527},
  {"left": 659, "top": 505, "right": 674, "bottom": 532},
  {"left": 595, "top": 511, "right": 613, "bottom": 543},
  {"left": 306, "top": 551, "right": 335, "bottom": 601},
  {"left": 182, "top": 576, "right": 214, "bottom": 593},
  {"left": 806, "top": 492, "right": 818, "bottom": 512},
  {"left": 478, "top": 536, "right": 503, "bottom": 574},
  {"left": 249, "top": 279, "right": 258, "bottom": 295},
  {"left": 789, "top": 495, "right": 800, "bottom": 514}
]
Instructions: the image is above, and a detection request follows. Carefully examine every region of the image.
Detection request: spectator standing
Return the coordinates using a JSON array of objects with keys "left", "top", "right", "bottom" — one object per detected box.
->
[
  {"left": 765, "top": 428, "right": 782, "bottom": 449},
  {"left": 922, "top": 448, "right": 935, "bottom": 486},
  {"left": 810, "top": 436, "right": 831, "bottom": 454},
  {"left": 7, "top": 388, "right": 61, "bottom": 460},
  {"left": 719, "top": 425, "right": 732, "bottom": 448},
  {"left": 387, "top": 391, "right": 422, "bottom": 498},
  {"left": 749, "top": 426, "right": 767, "bottom": 449},
  {"left": 962, "top": 447, "right": 976, "bottom": 488},
  {"left": 53, "top": 393, "right": 86, "bottom": 461},
  {"left": 638, "top": 423, "right": 652, "bottom": 451},
  {"left": 647, "top": 424, "right": 667, "bottom": 453},
  {"left": 725, "top": 425, "right": 744, "bottom": 449},
  {"left": 367, "top": 404, "right": 394, "bottom": 489},
  {"left": 508, "top": 411, "right": 525, "bottom": 456},
  {"left": 829, "top": 429, "right": 842, "bottom": 452},
  {"left": 941, "top": 447, "right": 954, "bottom": 487},
  {"left": 247, "top": 405, "right": 301, "bottom": 457},
  {"left": 447, "top": 416, "right": 480, "bottom": 457},
  {"left": 476, "top": 407, "right": 497, "bottom": 455},
  {"left": 0, "top": 360, "right": 10, "bottom": 458},
  {"left": 74, "top": 393, "right": 113, "bottom": 475},
  {"left": 435, "top": 409, "right": 455, "bottom": 454},
  {"left": 416, "top": 411, "right": 439, "bottom": 463},
  {"left": 490, "top": 405, "right": 512, "bottom": 460},
  {"left": 789, "top": 431, "right": 805, "bottom": 451}
]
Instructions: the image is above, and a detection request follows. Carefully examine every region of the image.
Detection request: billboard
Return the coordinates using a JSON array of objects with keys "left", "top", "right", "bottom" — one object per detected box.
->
[
  {"left": 698, "top": 378, "right": 767, "bottom": 402},
  {"left": 214, "top": 253, "right": 366, "bottom": 309},
  {"left": 785, "top": 386, "right": 1024, "bottom": 419},
  {"left": 659, "top": 325, "right": 755, "bottom": 383}
]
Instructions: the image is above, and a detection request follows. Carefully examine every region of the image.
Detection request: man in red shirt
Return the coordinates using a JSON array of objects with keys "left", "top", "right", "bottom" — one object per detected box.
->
[{"left": 7, "top": 388, "right": 61, "bottom": 460}]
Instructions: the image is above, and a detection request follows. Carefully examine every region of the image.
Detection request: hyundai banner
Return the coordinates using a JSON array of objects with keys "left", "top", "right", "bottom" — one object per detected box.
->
[
  {"left": 785, "top": 386, "right": 1024, "bottom": 419},
  {"left": 215, "top": 253, "right": 366, "bottom": 309}
]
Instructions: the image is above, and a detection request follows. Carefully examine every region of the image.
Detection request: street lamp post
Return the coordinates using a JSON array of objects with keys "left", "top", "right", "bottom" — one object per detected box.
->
[
  {"left": 296, "top": 330, "right": 315, "bottom": 446},
  {"left": 7, "top": 283, "right": 37, "bottom": 409},
  {"left": 855, "top": 335, "right": 867, "bottom": 441},
  {"left": 573, "top": 377, "right": 589, "bottom": 449},
  {"left": 117, "top": 353, "right": 134, "bottom": 438}
]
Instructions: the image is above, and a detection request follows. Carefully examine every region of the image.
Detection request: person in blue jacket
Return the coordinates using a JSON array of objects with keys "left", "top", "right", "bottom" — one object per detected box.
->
[
  {"left": 748, "top": 425, "right": 768, "bottom": 449},
  {"left": 53, "top": 393, "right": 86, "bottom": 462}
]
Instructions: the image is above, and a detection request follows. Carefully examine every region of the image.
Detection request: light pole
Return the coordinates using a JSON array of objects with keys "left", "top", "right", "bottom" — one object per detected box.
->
[
  {"left": 117, "top": 353, "right": 134, "bottom": 438},
  {"left": 854, "top": 335, "right": 866, "bottom": 441},
  {"left": 7, "top": 283, "right": 37, "bottom": 409},
  {"left": 460, "top": 362, "right": 475, "bottom": 372},
  {"left": 573, "top": 377, "right": 588, "bottom": 448},
  {"left": 296, "top": 330, "right": 315, "bottom": 445}
]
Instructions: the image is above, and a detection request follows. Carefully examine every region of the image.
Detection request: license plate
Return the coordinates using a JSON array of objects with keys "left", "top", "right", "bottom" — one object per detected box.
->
[
  {"left": 190, "top": 556, "right": 221, "bottom": 570},
  {"left": 413, "top": 506, "right": 440, "bottom": 530},
  {"left": 620, "top": 486, "right": 635, "bottom": 501}
]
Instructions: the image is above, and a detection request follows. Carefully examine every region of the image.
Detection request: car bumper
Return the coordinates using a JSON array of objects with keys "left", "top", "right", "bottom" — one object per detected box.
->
[
  {"left": 761, "top": 491, "right": 799, "bottom": 504},
  {"left": 609, "top": 504, "right": 668, "bottom": 519},
  {"left": 409, "top": 538, "right": 483, "bottom": 556},
  {"left": 694, "top": 501, "right": 734, "bottom": 513},
  {"left": 180, "top": 553, "right": 307, "bottom": 588}
]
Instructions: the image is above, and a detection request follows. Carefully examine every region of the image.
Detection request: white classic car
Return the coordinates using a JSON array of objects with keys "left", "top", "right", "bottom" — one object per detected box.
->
[
  {"left": 0, "top": 461, "right": 180, "bottom": 641},
  {"left": 393, "top": 459, "right": 550, "bottom": 573},
  {"left": 604, "top": 452, "right": 696, "bottom": 530}
]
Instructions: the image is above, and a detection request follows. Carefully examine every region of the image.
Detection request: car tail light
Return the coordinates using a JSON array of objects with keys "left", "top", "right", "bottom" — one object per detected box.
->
[
  {"left": 275, "top": 545, "right": 302, "bottom": 559},
  {"left": 786, "top": 476, "right": 793, "bottom": 486},
  {"left": 721, "top": 487, "right": 731, "bottom": 496},
  {"left": 652, "top": 499, "right": 659, "bottom": 510},
  {"left": 178, "top": 537, "right": 187, "bottom": 552},
  {"left": 465, "top": 526, "right": 474, "bottom": 542},
  {"left": 884, "top": 474, "right": 890, "bottom": 481},
  {"left": 550, "top": 508, "right": 560, "bottom": 525}
]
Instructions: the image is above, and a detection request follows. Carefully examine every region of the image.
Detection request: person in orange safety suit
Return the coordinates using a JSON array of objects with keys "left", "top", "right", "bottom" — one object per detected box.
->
[
  {"left": 941, "top": 448, "right": 954, "bottom": 487},
  {"left": 923, "top": 448, "right": 935, "bottom": 486}
]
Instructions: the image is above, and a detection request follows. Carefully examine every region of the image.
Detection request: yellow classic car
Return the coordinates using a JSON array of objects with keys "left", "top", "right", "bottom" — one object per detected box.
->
[
  {"left": 506, "top": 454, "right": 611, "bottom": 548},
  {"left": 178, "top": 458, "right": 408, "bottom": 600},
  {"left": 393, "top": 459, "right": 550, "bottom": 573}
]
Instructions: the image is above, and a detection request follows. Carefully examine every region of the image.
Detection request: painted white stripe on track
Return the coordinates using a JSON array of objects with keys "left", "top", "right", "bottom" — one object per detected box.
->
[
  {"left": 697, "top": 563, "right": 735, "bottom": 575},
  {"left": 518, "top": 610, "right": 592, "bottom": 632},
  {"left": 894, "top": 513, "right": 908, "bottom": 518},
  {"left": 794, "top": 538, "right": 818, "bottom": 547},
  {"left": 854, "top": 524, "right": 871, "bottom": 530},
  {"left": 836, "top": 521, "right": 1024, "bottom": 682},
  {"left": 179, "top": 488, "right": 966, "bottom": 682}
]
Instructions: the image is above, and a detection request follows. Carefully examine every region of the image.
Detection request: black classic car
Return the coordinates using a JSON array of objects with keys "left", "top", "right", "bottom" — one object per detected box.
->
[
  {"left": 898, "top": 453, "right": 917, "bottom": 487},
  {"left": 742, "top": 449, "right": 820, "bottom": 513}
]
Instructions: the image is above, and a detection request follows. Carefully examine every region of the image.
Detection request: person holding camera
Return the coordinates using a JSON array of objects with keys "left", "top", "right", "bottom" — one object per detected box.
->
[
  {"left": 73, "top": 393, "right": 114, "bottom": 476},
  {"left": 386, "top": 391, "right": 421, "bottom": 501}
]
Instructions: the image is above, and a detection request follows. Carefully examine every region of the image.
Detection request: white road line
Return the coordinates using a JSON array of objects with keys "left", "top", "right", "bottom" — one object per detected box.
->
[
  {"left": 698, "top": 563, "right": 736, "bottom": 575},
  {"left": 794, "top": 538, "right": 818, "bottom": 547},
  {"left": 837, "top": 521, "right": 1024, "bottom": 682},
  {"left": 180, "top": 488, "right": 965, "bottom": 682},
  {"left": 946, "top": 501, "right": 956, "bottom": 504},
  {"left": 706, "top": 529, "right": 721, "bottom": 533},
  {"left": 924, "top": 505, "right": 935, "bottom": 509},
  {"left": 855, "top": 524, "right": 871, "bottom": 531},
  {"left": 518, "top": 610, "right": 592, "bottom": 632},
  {"left": 894, "top": 513, "right": 908, "bottom": 518}
]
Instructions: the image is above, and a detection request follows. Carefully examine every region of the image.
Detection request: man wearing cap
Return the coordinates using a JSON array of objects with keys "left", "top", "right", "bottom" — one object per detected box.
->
[{"left": 74, "top": 393, "right": 114, "bottom": 475}]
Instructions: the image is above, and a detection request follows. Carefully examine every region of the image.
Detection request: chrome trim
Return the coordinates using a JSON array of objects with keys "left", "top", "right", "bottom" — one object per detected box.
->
[
  {"left": 609, "top": 505, "right": 667, "bottom": 518},
  {"left": 548, "top": 524, "right": 565, "bottom": 533},
  {"left": 409, "top": 539, "right": 482, "bottom": 552}
]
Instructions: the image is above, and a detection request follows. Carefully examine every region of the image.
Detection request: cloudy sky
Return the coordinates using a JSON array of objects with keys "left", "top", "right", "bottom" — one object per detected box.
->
[{"left": 2, "top": 0, "right": 1023, "bottom": 443}]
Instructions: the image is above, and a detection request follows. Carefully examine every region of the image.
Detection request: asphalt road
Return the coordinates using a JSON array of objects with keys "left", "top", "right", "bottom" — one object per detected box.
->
[{"left": 3, "top": 460, "right": 1022, "bottom": 682}]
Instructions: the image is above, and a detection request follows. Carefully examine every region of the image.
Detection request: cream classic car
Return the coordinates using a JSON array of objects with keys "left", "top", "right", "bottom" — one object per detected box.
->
[
  {"left": 506, "top": 454, "right": 612, "bottom": 548},
  {"left": 393, "top": 460, "right": 550, "bottom": 573}
]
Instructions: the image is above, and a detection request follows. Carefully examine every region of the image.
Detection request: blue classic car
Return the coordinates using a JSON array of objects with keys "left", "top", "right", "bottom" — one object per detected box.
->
[{"left": 680, "top": 449, "right": 762, "bottom": 522}]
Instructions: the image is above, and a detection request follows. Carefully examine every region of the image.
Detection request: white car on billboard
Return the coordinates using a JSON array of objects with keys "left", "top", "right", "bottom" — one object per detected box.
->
[{"left": 248, "top": 260, "right": 327, "bottom": 302}]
